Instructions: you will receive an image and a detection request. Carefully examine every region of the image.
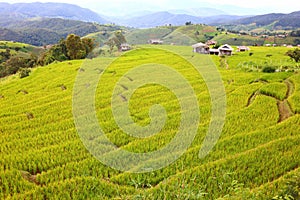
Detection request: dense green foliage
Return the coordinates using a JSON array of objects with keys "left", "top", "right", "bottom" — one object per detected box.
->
[
  {"left": 0, "top": 41, "right": 41, "bottom": 78},
  {"left": 0, "top": 18, "right": 122, "bottom": 46},
  {"left": 105, "top": 31, "right": 127, "bottom": 53},
  {"left": 38, "top": 34, "right": 95, "bottom": 66},
  {"left": 262, "top": 66, "right": 276, "bottom": 73},
  {"left": 0, "top": 45, "right": 299, "bottom": 199},
  {"left": 286, "top": 48, "right": 300, "bottom": 63},
  {"left": 230, "top": 11, "right": 300, "bottom": 30},
  {"left": 0, "top": 35, "right": 95, "bottom": 78}
]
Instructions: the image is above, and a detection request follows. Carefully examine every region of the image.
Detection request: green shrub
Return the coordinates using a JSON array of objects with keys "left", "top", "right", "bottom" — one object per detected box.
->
[
  {"left": 262, "top": 66, "right": 276, "bottom": 73},
  {"left": 19, "top": 68, "right": 31, "bottom": 78}
]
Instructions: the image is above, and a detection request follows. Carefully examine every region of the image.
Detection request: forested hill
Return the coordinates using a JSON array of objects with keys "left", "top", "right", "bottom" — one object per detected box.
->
[
  {"left": 232, "top": 11, "right": 300, "bottom": 29},
  {"left": 0, "top": 18, "right": 121, "bottom": 46}
]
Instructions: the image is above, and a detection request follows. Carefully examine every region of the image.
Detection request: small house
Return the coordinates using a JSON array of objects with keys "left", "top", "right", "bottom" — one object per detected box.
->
[
  {"left": 148, "top": 39, "right": 163, "bottom": 45},
  {"left": 237, "top": 46, "right": 250, "bottom": 52},
  {"left": 192, "top": 43, "right": 210, "bottom": 54},
  {"left": 120, "top": 43, "right": 131, "bottom": 51},
  {"left": 218, "top": 44, "right": 233, "bottom": 56}
]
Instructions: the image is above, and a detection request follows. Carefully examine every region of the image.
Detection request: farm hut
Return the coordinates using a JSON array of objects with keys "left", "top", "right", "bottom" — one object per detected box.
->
[
  {"left": 218, "top": 44, "right": 233, "bottom": 56},
  {"left": 148, "top": 39, "right": 163, "bottom": 45},
  {"left": 120, "top": 43, "right": 131, "bottom": 51},
  {"left": 237, "top": 46, "right": 250, "bottom": 52},
  {"left": 192, "top": 42, "right": 210, "bottom": 54},
  {"left": 209, "top": 48, "right": 219, "bottom": 55}
]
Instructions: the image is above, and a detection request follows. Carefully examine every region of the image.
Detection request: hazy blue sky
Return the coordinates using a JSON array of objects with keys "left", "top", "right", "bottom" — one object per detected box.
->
[{"left": 1, "top": 0, "right": 300, "bottom": 16}]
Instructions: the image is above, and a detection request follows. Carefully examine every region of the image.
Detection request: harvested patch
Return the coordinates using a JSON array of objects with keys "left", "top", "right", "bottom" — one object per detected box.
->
[
  {"left": 20, "top": 170, "right": 40, "bottom": 185},
  {"left": 0, "top": 94, "right": 4, "bottom": 99},
  {"left": 125, "top": 76, "right": 133, "bottom": 81},
  {"left": 227, "top": 79, "right": 234, "bottom": 85},
  {"left": 119, "top": 94, "right": 127, "bottom": 102},
  {"left": 120, "top": 84, "right": 128, "bottom": 91},
  {"left": 95, "top": 68, "right": 104, "bottom": 74},
  {"left": 60, "top": 84, "right": 67, "bottom": 91},
  {"left": 26, "top": 112, "right": 34, "bottom": 120},
  {"left": 17, "top": 90, "right": 28, "bottom": 95}
]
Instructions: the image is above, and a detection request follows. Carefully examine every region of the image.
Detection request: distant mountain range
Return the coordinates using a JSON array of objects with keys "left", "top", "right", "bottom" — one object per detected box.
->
[
  {"left": 0, "top": 2, "right": 108, "bottom": 23},
  {"left": 111, "top": 11, "right": 247, "bottom": 28},
  {"left": 232, "top": 11, "right": 300, "bottom": 28},
  {"left": 0, "top": 2, "right": 299, "bottom": 46},
  {"left": 0, "top": 2, "right": 299, "bottom": 29},
  {"left": 0, "top": 18, "right": 121, "bottom": 46}
]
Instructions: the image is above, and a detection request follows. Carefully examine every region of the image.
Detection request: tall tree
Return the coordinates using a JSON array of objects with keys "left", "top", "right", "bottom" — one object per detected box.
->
[
  {"left": 105, "top": 38, "right": 115, "bottom": 54},
  {"left": 65, "top": 34, "right": 86, "bottom": 60},
  {"left": 81, "top": 38, "right": 95, "bottom": 56},
  {"left": 113, "top": 31, "right": 126, "bottom": 50}
]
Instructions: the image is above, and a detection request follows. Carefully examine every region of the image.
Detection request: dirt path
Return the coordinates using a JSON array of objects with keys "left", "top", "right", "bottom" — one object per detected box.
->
[
  {"left": 247, "top": 91, "right": 260, "bottom": 107},
  {"left": 284, "top": 79, "right": 294, "bottom": 99},
  {"left": 277, "top": 100, "right": 294, "bottom": 123},
  {"left": 247, "top": 79, "right": 295, "bottom": 123}
]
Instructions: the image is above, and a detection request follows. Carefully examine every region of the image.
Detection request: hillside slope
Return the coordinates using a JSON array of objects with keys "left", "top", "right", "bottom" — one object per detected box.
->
[
  {"left": 0, "top": 46, "right": 299, "bottom": 199},
  {"left": 232, "top": 11, "right": 300, "bottom": 29},
  {"left": 0, "top": 18, "right": 123, "bottom": 46}
]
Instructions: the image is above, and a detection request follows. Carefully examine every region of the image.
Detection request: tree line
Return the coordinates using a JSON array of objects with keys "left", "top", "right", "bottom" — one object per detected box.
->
[
  {"left": 39, "top": 34, "right": 94, "bottom": 65},
  {"left": 0, "top": 34, "right": 95, "bottom": 78}
]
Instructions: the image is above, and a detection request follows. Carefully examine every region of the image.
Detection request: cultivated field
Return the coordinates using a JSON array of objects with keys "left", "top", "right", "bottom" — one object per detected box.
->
[{"left": 0, "top": 45, "right": 299, "bottom": 199}]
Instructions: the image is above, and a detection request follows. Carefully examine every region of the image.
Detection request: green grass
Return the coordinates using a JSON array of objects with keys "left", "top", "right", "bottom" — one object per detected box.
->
[
  {"left": 126, "top": 27, "right": 174, "bottom": 45},
  {"left": 0, "top": 45, "right": 299, "bottom": 199},
  {"left": 212, "top": 46, "right": 300, "bottom": 71},
  {"left": 125, "top": 25, "right": 219, "bottom": 45},
  {"left": 0, "top": 40, "right": 44, "bottom": 57}
]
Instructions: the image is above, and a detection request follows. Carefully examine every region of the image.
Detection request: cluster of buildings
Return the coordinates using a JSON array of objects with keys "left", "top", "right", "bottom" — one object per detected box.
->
[
  {"left": 119, "top": 39, "right": 164, "bottom": 51},
  {"left": 120, "top": 39, "right": 254, "bottom": 56},
  {"left": 265, "top": 43, "right": 300, "bottom": 48},
  {"left": 192, "top": 42, "right": 249, "bottom": 56}
]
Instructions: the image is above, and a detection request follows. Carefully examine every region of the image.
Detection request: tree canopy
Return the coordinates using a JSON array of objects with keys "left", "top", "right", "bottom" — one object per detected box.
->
[
  {"left": 286, "top": 48, "right": 300, "bottom": 63},
  {"left": 0, "top": 34, "right": 95, "bottom": 78}
]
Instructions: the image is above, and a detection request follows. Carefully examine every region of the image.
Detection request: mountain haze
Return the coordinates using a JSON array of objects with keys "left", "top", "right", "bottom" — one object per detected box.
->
[
  {"left": 0, "top": 2, "right": 109, "bottom": 23},
  {"left": 115, "top": 11, "right": 246, "bottom": 28}
]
